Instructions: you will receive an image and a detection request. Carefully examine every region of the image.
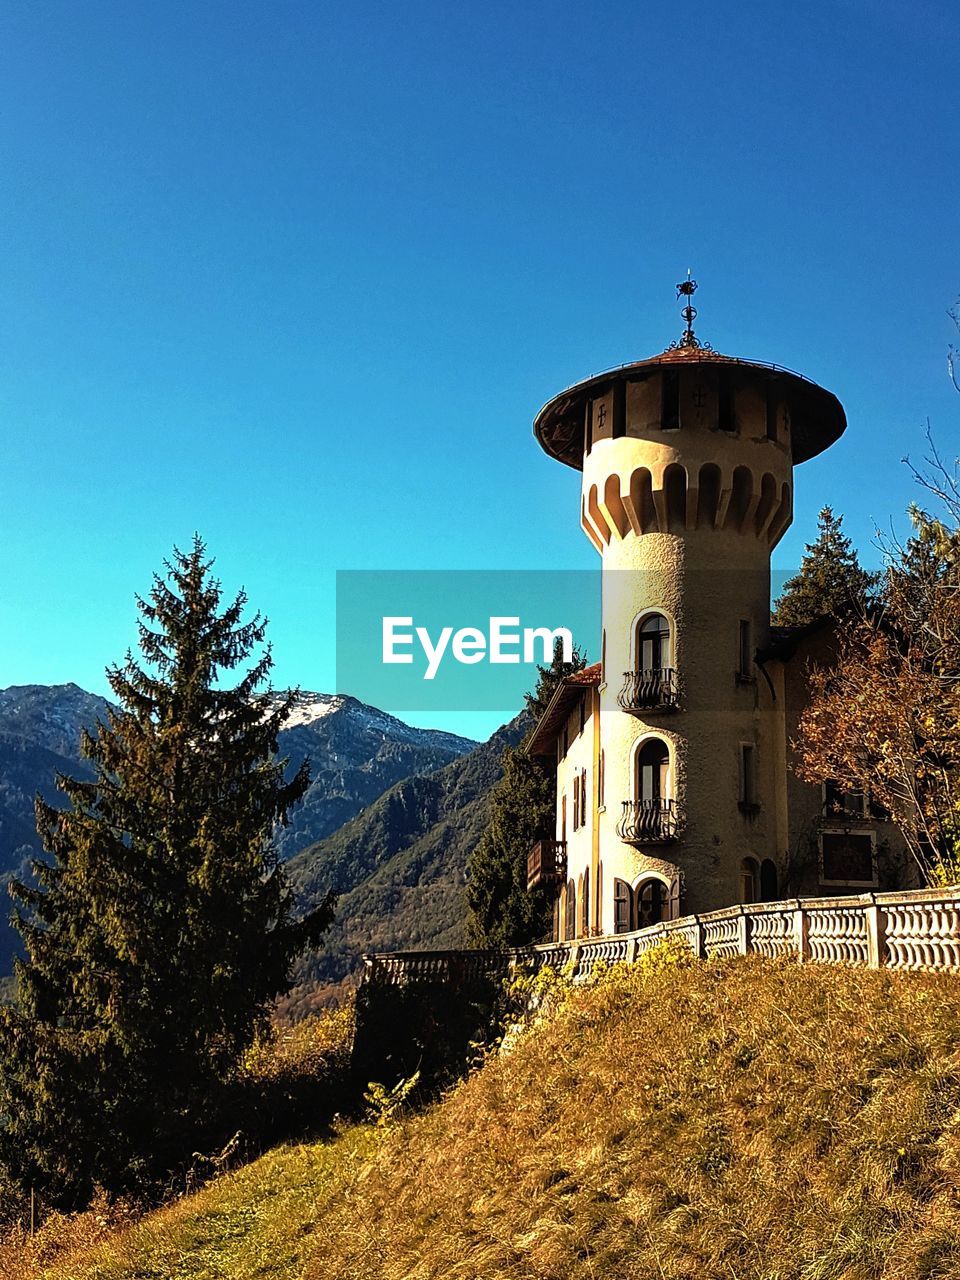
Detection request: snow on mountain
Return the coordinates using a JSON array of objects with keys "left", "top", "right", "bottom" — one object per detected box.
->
[
  {"left": 0, "top": 683, "right": 479, "bottom": 973},
  {"left": 278, "top": 693, "right": 345, "bottom": 730},
  {"left": 276, "top": 691, "right": 474, "bottom": 756}
]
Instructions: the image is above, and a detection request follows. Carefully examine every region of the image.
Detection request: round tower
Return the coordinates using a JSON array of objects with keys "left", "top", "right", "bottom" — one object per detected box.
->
[{"left": 533, "top": 283, "right": 846, "bottom": 928}]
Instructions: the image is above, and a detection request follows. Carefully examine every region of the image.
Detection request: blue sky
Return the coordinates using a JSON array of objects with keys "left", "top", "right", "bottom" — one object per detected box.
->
[{"left": 1, "top": 0, "right": 957, "bottom": 741}]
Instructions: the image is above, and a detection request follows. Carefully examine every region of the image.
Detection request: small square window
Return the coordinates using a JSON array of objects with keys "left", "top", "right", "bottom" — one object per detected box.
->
[{"left": 821, "top": 832, "right": 876, "bottom": 886}]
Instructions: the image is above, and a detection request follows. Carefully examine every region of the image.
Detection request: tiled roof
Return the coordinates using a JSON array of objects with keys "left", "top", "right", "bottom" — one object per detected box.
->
[
  {"left": 533, "top": 347, "right": 846, "bottom": 471},
  {"left": 525, "top": 663, "right": 601, "bottom": 758}
]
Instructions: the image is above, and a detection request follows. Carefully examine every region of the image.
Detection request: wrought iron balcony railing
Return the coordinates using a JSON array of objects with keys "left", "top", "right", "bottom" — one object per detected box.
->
[
  {"left": 527, "top": 838, "right": 567, "bottom": 891},
  {"left": 618, "top": 668, "right": 679, "bottom": 713},
  {"left": 617, "top": 798, "right": 678, "bottom": 844}
]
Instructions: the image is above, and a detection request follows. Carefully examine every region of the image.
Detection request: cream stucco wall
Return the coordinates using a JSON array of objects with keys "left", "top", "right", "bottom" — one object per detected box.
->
[
  {"left": 537, "top": 359, "right": 913, "bottom": 941},
  {"left": 554, "top": 689, "right": 598, "bottom": 939},
  {"left": 580, "top": 368, "right": 793, "bottom": 920}
]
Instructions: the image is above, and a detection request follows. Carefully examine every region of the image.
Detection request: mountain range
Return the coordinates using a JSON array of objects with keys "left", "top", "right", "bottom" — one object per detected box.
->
[
  {"left": 281, "top": 712, "right": 528, "bottom": 1014},
  {"left": 0, "top": 683, "right": 479, "bottom": 978}
]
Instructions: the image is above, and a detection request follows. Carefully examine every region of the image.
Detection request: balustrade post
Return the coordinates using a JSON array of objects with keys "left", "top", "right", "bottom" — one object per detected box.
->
[
  {"left": 737, "top": 907, "right": 749, "bottom": 956},
  {"left": 794, "top": 901, "right": 810, "bottom": 962},
  {"left": 691, "top": 915, "right": 704, "bottom": 959},
  {"left": 570, "top": 942, "right": 583, "bottom": 980},
  {"left": 865, "top": 896, "right": 887, "bottom": 969},
  {"left": 629, "top": 935, "right": 640, "bottom": 963}
]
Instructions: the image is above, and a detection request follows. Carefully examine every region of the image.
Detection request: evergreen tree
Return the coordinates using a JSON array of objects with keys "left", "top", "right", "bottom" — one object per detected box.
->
[
  {"left": 466, "top": 641, "right": 586, "bottom": 947},
  {"left": 772, "top": 506, "right": 878, "bottom": 627},
  {"left": 0, "top": 539, "right": 332, "bottom": 1206}
]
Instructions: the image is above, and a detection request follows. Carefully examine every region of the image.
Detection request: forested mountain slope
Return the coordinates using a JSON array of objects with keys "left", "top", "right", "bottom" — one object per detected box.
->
[{"left": 285, "top": 714, "right": 529, "bottom": 1010}]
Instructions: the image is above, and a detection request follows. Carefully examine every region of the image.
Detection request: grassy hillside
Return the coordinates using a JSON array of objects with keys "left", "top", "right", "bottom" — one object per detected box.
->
[{"left": 17, "top": 953, "right": 960, "bottom": 1280}]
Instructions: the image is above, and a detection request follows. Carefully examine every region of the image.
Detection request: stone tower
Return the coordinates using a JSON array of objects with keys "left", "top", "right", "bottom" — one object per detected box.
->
[{"left": 531, "top": 283, "right": 846, "bottom": 928}]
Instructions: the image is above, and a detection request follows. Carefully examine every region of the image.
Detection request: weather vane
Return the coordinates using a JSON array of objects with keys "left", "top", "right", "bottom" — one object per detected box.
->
[{"left": 675, "top": 269, "right": 700, "bottom": 348}]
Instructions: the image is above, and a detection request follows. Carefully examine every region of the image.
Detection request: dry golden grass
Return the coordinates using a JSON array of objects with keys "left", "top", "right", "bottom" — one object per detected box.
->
[
  {"left": 0, "top": 1004, "right": 358, "bottom": 1280},
  {"left": 303, "top": 954, "right": 960, "bottom": 1280},
  {"left": 13, "top": 954, "right": 960, "bottom": 1279},
  {"left": 240, "top": 1001, "right": 355, "bottom": 1085}
]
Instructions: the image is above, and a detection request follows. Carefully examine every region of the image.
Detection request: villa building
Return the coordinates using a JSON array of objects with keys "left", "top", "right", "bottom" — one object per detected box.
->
[{"left": 526, "top": 288, "right": 913, "bottom": 940}]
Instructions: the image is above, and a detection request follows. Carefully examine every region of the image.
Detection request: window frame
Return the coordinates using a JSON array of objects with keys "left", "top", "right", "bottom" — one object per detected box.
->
[{"left": 818, "top": 830, "right": 878, "bottom": 889}]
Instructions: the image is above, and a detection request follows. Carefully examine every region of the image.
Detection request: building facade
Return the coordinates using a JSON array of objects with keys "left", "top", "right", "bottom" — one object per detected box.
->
[{"left": 526, "top": 299, "right": 912, "bottom": 941}]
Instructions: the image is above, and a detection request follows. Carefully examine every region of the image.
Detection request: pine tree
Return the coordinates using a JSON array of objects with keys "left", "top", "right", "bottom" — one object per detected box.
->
[
  {"left": 772, "top": 507, "right": 878, "bottom": 628},
  {"left": 466, "top": 641, "right": 586, "bottom": 948},
  {"left": 0, "top": 539, "right": 332, "bottom": 1206}
]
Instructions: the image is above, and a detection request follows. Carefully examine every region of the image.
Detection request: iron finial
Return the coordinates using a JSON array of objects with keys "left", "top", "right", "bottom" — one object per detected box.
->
[{"left": 676, "top": 269, "right": 700, "bottom": 348}]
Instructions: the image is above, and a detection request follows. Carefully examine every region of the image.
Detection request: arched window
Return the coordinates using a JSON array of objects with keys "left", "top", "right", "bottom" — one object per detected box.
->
[
  {"left": 581, "top": 868, "right": 590, "bottom": 936},
  {"left": 637, "top": 738, "right": 670, "bottom": 801},
  {"left": 619, "top": 738, "right": 675, "bottom": 843},
  {"left": 740, "top": 857, "right": 759, "bottom": 903},
  {"left": 635, "top": 878, "right": 665, "bottom": 928},
  {"left": 760, "top": 858, "right": 778, "bottom": 902},
  {"left": 636, "top": 612, "right": 670, "bottom": 672},
  {"left": 565, "top": 878, "right": 577, "bottom": 940},
  {"left": 613, "top": 878, "right": 631, "bottom": 933}
]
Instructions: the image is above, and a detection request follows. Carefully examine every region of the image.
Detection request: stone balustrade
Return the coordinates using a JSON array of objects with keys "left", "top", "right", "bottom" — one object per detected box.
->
[{"left": 362, "top": 887, "right": 960, "bottom": 987}]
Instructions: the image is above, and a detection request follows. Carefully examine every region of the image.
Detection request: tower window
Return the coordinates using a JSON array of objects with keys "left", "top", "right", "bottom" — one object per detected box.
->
[
  {"left": 637, "top": 612, "right": 671, "bottom": 672},
  {"left": 612, "top": 380, "right": 626, "bottom": 439},
  {"left": 581, "top": 868, "right": 590, "bottom": 936},
  {"left": 636, "top": 878, "right": 665, "bottom": 928},
  {"left": 661, "top": 369, "right": 680, "bottom": 430},
  {"left": 718, "top": 371, "right": 736, "bottom": 432},
  {"left": 637, "top": 738, "right": 670, "bottom": 801},
  {"left": 765, "top": 387, "right": 779, "bottom": 441}
]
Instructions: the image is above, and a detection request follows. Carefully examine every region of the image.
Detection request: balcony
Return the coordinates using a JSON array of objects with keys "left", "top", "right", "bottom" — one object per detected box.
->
[
  {"left": 618, "top": 668, "right": 679, "bottom": 714},
  {"left": 527, "top": 839, "right": 567, "bottom": 891},
  {"left": 617, "top": 798, "right": 678, "bottom": 844}
]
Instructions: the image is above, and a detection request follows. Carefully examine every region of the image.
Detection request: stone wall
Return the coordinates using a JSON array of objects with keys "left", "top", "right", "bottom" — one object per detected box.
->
[{"left": 355, "top": 887, "right": 960, "bottom": 1086}]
